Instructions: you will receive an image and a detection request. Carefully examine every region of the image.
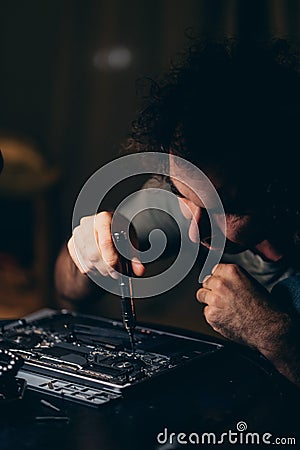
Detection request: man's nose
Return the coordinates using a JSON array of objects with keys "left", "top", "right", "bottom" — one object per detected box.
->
[
  {"left": 188, "top": 206, "right": 201, "bottom": 243},
  {"left": 178, "top": 198, "right": 201, "bottom": 243}
]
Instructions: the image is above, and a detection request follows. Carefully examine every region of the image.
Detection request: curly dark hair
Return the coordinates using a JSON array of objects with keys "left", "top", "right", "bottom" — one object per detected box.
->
[{"left": 125, "top": 37, "right": 300, "bottom": 257}]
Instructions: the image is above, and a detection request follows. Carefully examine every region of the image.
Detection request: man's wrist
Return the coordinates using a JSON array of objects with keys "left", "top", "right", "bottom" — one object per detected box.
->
[{"left": 257, "top": 321, "right": 300, "bottom": 387}]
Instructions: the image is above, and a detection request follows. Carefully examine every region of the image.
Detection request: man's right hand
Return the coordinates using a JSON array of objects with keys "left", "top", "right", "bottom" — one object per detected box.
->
[{"left": 67, "top": 211, "right": 145, "bottom": 279}]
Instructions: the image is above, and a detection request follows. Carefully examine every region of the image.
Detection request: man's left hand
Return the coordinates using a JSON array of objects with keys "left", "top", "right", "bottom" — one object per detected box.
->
[{"left": 196, "top": 263, "right": 291, "bottom": 352}]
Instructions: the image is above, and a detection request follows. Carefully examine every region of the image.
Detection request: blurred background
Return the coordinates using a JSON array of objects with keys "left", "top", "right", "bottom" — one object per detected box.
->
[{"left": 0, "top": 0, "right": 299, "bottom": 332}]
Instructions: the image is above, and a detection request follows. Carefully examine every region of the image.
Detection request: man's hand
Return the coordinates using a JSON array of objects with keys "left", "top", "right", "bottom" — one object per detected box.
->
[
  {"left": 68, "top": 212, "right": 145, "bottom": 278},
  {"left": 196, "top": 263, "right": 300, "bottom": 385},
  {"left": 197, "top": 263, "right": 291, "bottom": 351},
  {"left": 55, "top": 212, "right": 145, "bottom": 302}
]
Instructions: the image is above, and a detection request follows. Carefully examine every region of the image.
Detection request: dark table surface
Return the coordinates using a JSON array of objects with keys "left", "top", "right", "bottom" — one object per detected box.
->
[{"left": 1, "top": 321, "right": 299, "bottom": 450}]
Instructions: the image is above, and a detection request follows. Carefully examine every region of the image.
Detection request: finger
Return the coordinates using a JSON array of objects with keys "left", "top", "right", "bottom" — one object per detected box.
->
[
  {"left": 111, "top": 213, "right": 145, "bottom": 277},
  {"left": 196, "top": 288, "right": 221, "bottom": 307},
  {"left": 202, "top": 275, "right": 224, "bottom": 294},
  {"left": 73, "top": 220, "right": 103, "bottom": 272},
  {"left": 196, "top": 287, "right": 210, "bottom": 304},
  {"left": 211, "top": 263, "right": 220, "bottom": 275},
  {"left": 200, "top": 264, "right": 222, "bottom": 282},
  {"left": 94, "top": 212, "right": 119, "bottom": 270},
  {"left": 68, "top": 236, "right": 87, "bottom": 274},
  {"left": 95, "top": 212, "right": 142, "bottom": 278},
  {"left": 212, "top": 263, "right": 241, "bottom": 278},
  {"left": 131, "top": 257, "right": 145, "bottom": 276},
  {"left": 93, "top": 259, "right": 117, "bottom": 278}
]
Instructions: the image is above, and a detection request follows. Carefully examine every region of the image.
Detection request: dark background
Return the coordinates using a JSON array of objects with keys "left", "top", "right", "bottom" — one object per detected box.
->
[{"left": 0, "top": 0, "right": 299, "bottom": 321}]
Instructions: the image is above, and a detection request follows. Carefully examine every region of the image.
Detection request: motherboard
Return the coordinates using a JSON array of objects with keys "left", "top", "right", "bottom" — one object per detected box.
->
[{"left": 0, "top": 309, "right": 222, "bottom": 406}]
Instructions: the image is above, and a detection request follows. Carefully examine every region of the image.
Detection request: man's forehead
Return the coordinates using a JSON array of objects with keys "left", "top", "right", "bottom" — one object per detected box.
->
[{"left": 169, "top": 154, "right": 223, "bottom": 210}]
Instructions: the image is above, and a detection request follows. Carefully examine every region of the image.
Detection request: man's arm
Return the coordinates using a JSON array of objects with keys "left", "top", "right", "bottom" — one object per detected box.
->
[
  {"left": 54, "top": 244, "right": 100, "bottom": 301},
  {"left": 55, "top": 175, "right": 187, "bottom": 302},
  {"left": 197, "top": 263, "right": 300, "bottom": 387},
  {"left": 258, "top": 324, "right": 300, "bottom": 386}
]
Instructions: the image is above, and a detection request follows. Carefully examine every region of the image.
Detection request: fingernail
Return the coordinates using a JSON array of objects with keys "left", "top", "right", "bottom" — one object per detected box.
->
[
  {"left": 202, "top": 275, "right": 210, "bottom": 283},
  {"left": 110, "top": 270, "right": 119, "bottom": 279},
  {"left": 211, "top": 264, "right": 218, "bottom": 274},
  {"left": 132, "top": 257, "right": 143, "bottom": 267}
]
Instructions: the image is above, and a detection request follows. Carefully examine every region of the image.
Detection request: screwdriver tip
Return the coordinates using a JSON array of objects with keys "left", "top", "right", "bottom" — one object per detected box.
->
[{"left": 128, "top": 330, "right": 135, "bottom": 353}]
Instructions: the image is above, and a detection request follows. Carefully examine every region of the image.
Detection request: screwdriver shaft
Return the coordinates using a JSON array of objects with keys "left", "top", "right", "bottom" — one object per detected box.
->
[{"left": 112, "top": 231, "right": 136, "bottom": 353}]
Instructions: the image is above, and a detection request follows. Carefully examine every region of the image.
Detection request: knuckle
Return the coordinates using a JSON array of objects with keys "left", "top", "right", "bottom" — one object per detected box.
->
[
  {"left": 81, "top": 260, "right": 92, "bottom": 272},
  {"left": 226, "top": 264, "right": 239, "bottom": 276},
  {"left": 72, "top": 225, "right": 81, "bottom": 238},
  {"left": 97, "top": 211, "right": 112, "bottom": 222},
  {"left": 80, "top": 215, "right": 91, "bottom": 226},
  {"left": 95, "top": 263, "right": 109, "bottom": 277},
  {"left": 72, "top": 227, "right": 84, "bottom": 248},
  {"left": 88, "top": 249, "right": 102, "bottom": 263},
  {"left": 209, "top": 293, "right": 220, "bottom": 306},
  {"left": 67, "top": 238, "right": 80, "bottom": 266},
  {"left": 67, "top": 236, "right": 74, "bottom": 251},
  {"left": 98, "top": 236, "right": 118, "bottom": 267},
  {"left": 104, "top": 255, "right": 118, "bottom": 268},
  {"left": 98, "top": 236, "right": 113, "bottom": 251},
  {"left": 214, "top": 278, "right": 223, "bottom": 291}
]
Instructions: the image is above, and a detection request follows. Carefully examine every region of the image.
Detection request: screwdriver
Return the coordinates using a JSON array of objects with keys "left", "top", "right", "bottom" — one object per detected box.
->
[{"left": 112, "top": 230, "right": 136, "bottom": 353}]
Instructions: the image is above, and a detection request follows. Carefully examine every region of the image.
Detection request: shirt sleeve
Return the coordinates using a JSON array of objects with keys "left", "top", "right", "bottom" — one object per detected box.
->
[{"left": 271, "top": 274, "right": 300, "bottom": 314}]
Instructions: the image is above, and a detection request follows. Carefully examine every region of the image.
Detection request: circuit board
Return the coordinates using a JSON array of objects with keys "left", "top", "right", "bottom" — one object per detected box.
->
[{"left": 0, "top": 309, "right": 223, "bottom": 406}]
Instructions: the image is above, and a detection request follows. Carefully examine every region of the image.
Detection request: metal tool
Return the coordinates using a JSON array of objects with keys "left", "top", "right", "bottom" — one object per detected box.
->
[{"left": 112, "top": 230, "right": 136, "bottom": 353}]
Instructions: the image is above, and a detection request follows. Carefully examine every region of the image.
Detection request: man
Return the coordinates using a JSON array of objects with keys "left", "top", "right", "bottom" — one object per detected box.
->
[{"left": 55, "top": 38, "right": 300, "bottom": 387}]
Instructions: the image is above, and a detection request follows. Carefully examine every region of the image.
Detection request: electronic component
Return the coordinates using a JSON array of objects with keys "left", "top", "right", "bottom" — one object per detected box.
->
[
  {"left": 0, "top": 309, "right": 223, "bottom": 407},
  {"left": 0, "top": 348, "right": 26, "bottom": 403}
]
